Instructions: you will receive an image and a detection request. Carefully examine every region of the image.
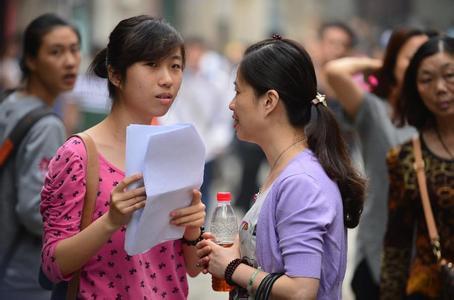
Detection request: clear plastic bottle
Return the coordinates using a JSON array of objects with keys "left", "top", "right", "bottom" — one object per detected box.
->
[{"left": 209, "top": 192, "right": 238, "bottom": 292}]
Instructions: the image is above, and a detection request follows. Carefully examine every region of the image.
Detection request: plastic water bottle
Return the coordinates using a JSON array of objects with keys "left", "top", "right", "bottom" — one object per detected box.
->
[{"left": 209, "top": 192, "right": 238, "bottom": 292}]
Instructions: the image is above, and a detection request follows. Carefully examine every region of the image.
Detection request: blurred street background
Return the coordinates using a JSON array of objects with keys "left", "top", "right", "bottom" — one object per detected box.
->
[{"left": 1, "top": 1, "right": 453, "bottom": 299}]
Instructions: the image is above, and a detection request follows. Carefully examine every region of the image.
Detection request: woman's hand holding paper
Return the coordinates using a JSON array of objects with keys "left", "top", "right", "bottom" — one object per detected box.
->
[
  {"left": 170, "top": 189, "right": 206, "bottom": 233},
  {"left": 106, "top": 173, "right": 147, "bottom": 230}
]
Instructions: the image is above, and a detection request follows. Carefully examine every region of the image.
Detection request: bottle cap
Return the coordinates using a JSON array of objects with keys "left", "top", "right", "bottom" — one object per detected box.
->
[{"left": 216, "top": 192, "right": 231, "bottom": 202}]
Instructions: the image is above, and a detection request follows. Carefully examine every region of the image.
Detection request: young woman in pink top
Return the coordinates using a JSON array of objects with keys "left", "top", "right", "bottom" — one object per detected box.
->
[{"left": 40, "top": 16, "right": 205, "bottom": 299}]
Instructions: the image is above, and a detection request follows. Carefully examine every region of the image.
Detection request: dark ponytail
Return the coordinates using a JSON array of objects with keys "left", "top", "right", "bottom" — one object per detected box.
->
[
  {"left": 306, "top": 104, "right": 365, "bottom": 228},
  {"left": 90, "top": 48, "right": 108, "bottom": 79},
  {"left": 240, "top": 38, "right": 366, "bottom": 228}
]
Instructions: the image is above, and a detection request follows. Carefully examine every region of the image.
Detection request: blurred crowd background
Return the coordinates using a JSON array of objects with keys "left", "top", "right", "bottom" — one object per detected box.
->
[
  {"left": 1, "top": 1, "right": 453, "bottom": 299},
  {"left": 2, "top": 0, "right": 452, "bottom": 208}
]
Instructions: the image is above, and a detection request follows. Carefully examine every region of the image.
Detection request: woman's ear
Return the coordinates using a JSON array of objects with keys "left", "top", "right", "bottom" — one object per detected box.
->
[
  {"left": 263, "top": 89, "right": 280, "bottom": 116},
  {"left": 108, "top": 66, "right": 122, "bottom": 88},
  {"left": 25, "top": 56, "right": 37, "bottom": 72}
]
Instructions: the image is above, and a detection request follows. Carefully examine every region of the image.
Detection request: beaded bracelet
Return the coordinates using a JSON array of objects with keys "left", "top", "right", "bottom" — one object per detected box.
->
[
  {"left": 181, "top": 226, "right": 204, "bottom": 246},
  {"left": 224, "top": 258, "right": 244, "bottom": 286},
  {"left": 246, "top": 268, "right": 261, "bottom": 296}
]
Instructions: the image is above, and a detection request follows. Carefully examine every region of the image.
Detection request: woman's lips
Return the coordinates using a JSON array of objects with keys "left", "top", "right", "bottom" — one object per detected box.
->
[
  {"left": 63, "top": 74, "right": 77, "bottom": 85},
  {"left": 156, "top": 94, "right": 173, "bottom": 105},
  {"left": 232, "top": 115, "right": 239, "bottom": 129},
  {"left": 438, "top": 100, "right": 451, "bottom": 110}
]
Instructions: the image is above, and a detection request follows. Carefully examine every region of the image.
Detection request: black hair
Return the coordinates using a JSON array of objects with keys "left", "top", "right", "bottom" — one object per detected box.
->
[
  {"left": 371, "top": 28, "right": 430, "bottom": 101},
  {"left": 239, "top": 38, "right": 366, "bottom": 228},
  {"left": 318, "top": 21, "right": 357, "bottom": 48},
  {"left": 396, "top": 36, "right": 454, "bottom": 130},
  {"left": 20, "top": 13, "right": 81, "bottom": 79},
  {"left": 89, "top": 15, "right": 185, "bottom": 102}
]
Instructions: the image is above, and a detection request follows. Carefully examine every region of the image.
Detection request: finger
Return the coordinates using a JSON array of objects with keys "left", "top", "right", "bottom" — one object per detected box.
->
[
  {"left": 196, "top": 260, "right": 209, "bottom": 272},
  {"left": 170, "top": 189, "right": 202, "bottom": 216},
  {"left": 205, "top": 239, "right": 219, "bottom": 249},
  {"left": 116, "top": 195, "right": 147, "bottom": 210},
  {"left": 202, "top": 232, "right": 216, "bottom": 241},
  {"left": 171, "top": 211, "right": 205, "bottom": 226},
  {"left": 173, "top": 217, "right": 204, "bottom": 228},
  {"left": 196, "top": 246, "right": 211, "bottom": 258},
  {"left": 196, "top": 255, "right": 210, "bottom": 266},
  {"left": 170, "top": 201, "right": 205, "bottom": 218},
  {"left": 196, "top": 239, "right": 211, "bottom": 249},
  {"left": 112, "top": 186, "right": 146, "bottom": 203},
  {"left": 114, "top": 174, "right": 143, "bottom": 192},
  {"left": 120, "top": 199, "right": 146, "bottom": 214},
  {"left": 191, "top": 189, "right": 202, "bottom": 205},
  {"left": 200, "top": 256, "right": 210, "bottom": 265}
]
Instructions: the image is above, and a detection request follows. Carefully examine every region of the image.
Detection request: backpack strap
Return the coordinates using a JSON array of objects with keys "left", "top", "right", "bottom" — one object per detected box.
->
[
  {"left": 0, "top": 95, "right": 53, "bottom": 282},
  {"left": 0, "top": 106, "right": 53, "bottom": 168},
  {"left": 66, "top": 132, "right": 99, "bottom": 300}
]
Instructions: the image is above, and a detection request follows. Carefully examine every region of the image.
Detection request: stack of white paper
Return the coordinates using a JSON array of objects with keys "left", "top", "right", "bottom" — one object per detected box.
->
[{"left": 124, "top": 123, "right": 206, "bottom": 255}]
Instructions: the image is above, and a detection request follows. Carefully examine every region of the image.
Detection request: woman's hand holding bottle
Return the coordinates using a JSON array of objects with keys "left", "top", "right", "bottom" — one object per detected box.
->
[{"left": 196, "top": 235, "right": 240, "bottom": 277}]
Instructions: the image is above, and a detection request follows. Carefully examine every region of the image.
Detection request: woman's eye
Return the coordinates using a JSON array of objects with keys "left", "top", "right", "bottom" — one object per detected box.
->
[
  {"left": 444, "top": 72, "right": 454, "bottom": 83},
  {"left": 172, "top": 64, "right": 182, "bottom": 69},
  {"left": 418, "top": 77, "right": 432, "bottom": 84},
  {"left": 50, "top": 49, "right": 62, "bottom": 56},
  {"left": 147, "top": 62, "right": 157, "bottom": 67},
  {"left": 71, "top": 45, "right": 81, "bottom": 53}
]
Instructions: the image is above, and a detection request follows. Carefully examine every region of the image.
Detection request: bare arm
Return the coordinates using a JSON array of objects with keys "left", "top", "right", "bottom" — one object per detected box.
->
[
  {"left": 232, "top": 264, "right": 319, "bottom": 300},
  {"left": 325, "top": 57, "right": 382, "bottom": 119},
  {"left": 197, "top": 239, "right": 318, "bottom": 299}
]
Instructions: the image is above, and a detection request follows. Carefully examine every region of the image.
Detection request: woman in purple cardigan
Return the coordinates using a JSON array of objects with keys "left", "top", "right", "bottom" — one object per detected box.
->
[{"left": 196, "top": 35, "right": 366, "bottom": 300}]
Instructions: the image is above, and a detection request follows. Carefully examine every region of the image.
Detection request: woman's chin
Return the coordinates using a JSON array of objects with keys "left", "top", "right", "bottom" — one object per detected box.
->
[
  {"left": 236, "top": 132, "right": 253, "bottom": 143},
  {"left": 152, "top": 107, "right": 172, "bottom": 118}
]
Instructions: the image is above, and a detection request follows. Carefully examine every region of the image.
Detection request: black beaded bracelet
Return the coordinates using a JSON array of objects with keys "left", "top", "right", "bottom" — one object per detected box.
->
[
  {"left": 224, "top": 258, "right": 246, "bottom": 286},
  {"left": 181, "top": 226, "right": 204, "bottom": 246}
]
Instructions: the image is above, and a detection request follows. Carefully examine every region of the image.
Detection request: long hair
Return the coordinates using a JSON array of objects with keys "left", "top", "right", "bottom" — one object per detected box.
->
[
  {"left": 396, "top": 36, "right": 454, "bottom": 130},
  {"left": 239, "top": 38, "right": 366, "bottom": 228},
  {"left": 89, "top": 15, "right": 184, "bottom": 103},
  {"left": 371, "top": 28, "right": 428, "bottom": 100}
]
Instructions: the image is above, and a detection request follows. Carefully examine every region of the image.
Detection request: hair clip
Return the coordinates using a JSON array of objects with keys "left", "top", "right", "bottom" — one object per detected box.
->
[
  {"left": 311, "top": 92, "right": 327, "bottom": 107},
  {"left": 272, "top": 33, "right": 282, "bottom": 40}
]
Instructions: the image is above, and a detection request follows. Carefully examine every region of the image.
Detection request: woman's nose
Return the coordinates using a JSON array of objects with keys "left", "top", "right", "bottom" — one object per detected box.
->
[
  {"left": 64, "top": 50, "right": 80, "bottom": 68},
  {"left": 158, "top": 68, "right": 173, "bottom": 87}
]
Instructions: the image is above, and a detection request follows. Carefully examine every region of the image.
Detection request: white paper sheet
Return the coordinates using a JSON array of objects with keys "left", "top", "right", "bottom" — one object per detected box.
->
[{"left": 124, "top": 123, "right": 206, "bottom": 255}]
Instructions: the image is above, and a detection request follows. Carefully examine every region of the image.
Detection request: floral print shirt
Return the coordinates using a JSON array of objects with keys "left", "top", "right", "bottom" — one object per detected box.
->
[{"left": 41, "top": 137, "right": 188, "bottom": 299}]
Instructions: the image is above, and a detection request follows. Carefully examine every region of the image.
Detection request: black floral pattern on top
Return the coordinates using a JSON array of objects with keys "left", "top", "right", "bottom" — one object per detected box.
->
[{"left": 40, "top": 137, "right": 189, "bottom": 299}]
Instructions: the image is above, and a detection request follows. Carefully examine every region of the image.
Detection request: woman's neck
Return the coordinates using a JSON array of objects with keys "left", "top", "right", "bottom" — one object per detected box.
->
[
  {"left": 435, "top": 116, "right": 454, "bottom": 138},
  {"left": 258, "top": 127, "right": 307, "bottom": 192},
  {"left": 422, "top": 117, "right": 454, "bottom": 160},
  {"left": 85, "top": 103, "right": 156, "bottom": 172},
  {"left": 24, "top": 78, "right": 56, "bottom": 106},
  {"left": 92, "top": 103, "right": 155, "bottom": 146}
]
